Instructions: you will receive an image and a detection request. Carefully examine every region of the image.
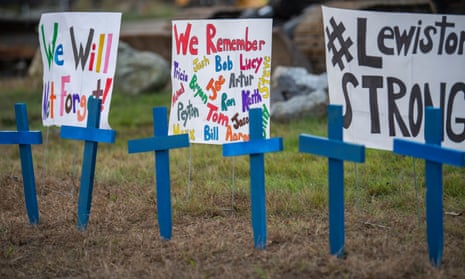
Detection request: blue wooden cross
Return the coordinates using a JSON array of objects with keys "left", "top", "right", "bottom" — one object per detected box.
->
[
  {"left": 0, "top": 103, "right": 42, "bottom": 225},
  {"left": 299, "top": 104, "right": 365, "bottom": 258},
  {"left": 222, "top": 108, "right": 283, "bottom": 249},
  {"left": 128, "top": 107, "right": 189, "bottom": 240},
  {"left": 60, "top": 97, "right": 116, "bottom": 230},
  {"left": 393, "top": 107, "right": 465, "bottom": 267}
]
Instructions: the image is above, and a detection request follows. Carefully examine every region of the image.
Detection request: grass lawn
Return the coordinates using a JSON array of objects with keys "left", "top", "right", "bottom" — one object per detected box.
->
[{"left": 1, "top": 78, "right": 465, "bottom": 278}]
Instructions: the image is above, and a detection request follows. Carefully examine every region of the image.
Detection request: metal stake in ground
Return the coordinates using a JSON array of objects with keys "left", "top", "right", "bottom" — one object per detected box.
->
[
  {"left": 299, "top": 105, "right": 365, "bottom": 258},
  {"left": 60, "top": 97, "right": 116, "bottom": 230},
  {"left": 222, "top": 108, "right": 283, "bottom": 249},
  {"left": 0, "top": 103, "right": 42, "bottom": 224},
  {"left": 393, "top": 107, "right": 465, "bottom": 267},
  {"left": 128, "top": 107, "right": 190, "bottom": 240}
]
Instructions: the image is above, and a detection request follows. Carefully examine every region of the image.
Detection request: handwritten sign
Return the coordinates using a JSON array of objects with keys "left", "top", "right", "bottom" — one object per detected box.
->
[
  {"left": 322, "top": 6, "right": 465, "bottom": 151},
  {"left": 168, "top": 19, "right": 272, "bottom": 144},
  {"left": 39, "top": 12, "right": 121, "bottom": 129}
]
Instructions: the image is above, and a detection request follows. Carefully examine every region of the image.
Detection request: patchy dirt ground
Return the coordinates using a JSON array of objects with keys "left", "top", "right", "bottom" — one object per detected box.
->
[{"left": 1, "top": 172, "right": 464, "bottom": 279}]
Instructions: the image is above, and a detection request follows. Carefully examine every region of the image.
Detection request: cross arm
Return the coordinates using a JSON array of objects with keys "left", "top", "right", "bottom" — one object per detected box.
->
[
  {"left": 222, "top": 138, "right": 283, "bottom": 157},
  {"left": 394, "top": 139, "right": 465, "bottom": 167},
  {"left": 0, "top": 131, "right": 43, "bottom": 144},
  {"left": 127, "top": 134, "right": 190, "bottom": 154},
  {"left": 299, "top": 134, "right": 365, "bottom": 163},
  {"left": 60, "top": 126, "right": 116, "bottom": 143}
]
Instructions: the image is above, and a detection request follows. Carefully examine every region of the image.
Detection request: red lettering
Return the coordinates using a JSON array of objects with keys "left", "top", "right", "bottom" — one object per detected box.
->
[
  {"left": 206, "top": 24, "right": 217, "bottom": 55},
  {"left": 173, "top": 23, "right": 198, "bottom": 55}
]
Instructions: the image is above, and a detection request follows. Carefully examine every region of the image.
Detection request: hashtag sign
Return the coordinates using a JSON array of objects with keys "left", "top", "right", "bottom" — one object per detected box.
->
[{"left": 326, "top": 17, "right": 353, "bottom": 71}]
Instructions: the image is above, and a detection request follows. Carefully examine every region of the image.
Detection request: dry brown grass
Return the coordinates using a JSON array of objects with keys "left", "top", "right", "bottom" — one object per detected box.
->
[{"left": 1, "top": 160, "right": 465, "bottom": 278}]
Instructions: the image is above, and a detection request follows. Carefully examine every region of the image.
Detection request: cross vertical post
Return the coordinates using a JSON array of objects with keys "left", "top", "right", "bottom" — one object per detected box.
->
[
  {"left": 222, "top": 108, "right": 283, "bottom": 249},
  {"left": 60, "top": 97, "right": 116, "bottom": 230},
  {"left": 250, "top": 108, "right": 266, "bottom": 249},
  {"left": 328, "top": 104, "right": 344, "bottom": 258},
  {"left": 0, "top": 103, "right": 42, "bottom": 224},
  {"left": 425, "top": 108, "right": 444, "bottom": 268},
  {"left": 128, "top": 107, "right": 190, "bottom": 240},
  {"left": 299, "top": 105, "right": 365, "bottom": 257},
  {"left": 393, "top": 107, "right": 465, "bottom": 267}
]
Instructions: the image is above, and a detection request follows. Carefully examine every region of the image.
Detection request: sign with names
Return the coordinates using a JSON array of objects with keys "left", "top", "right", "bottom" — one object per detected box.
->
[{"left": 169, "top": 19, "right": 272, "bottom": 144}]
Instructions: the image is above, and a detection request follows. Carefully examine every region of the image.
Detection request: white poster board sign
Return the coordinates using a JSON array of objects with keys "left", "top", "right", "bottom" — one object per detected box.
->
[
  {"left": 168, "top": 19, "right": 272, "bottom": 144},
  {"left": 322, "top": 6, "right": 465, "bottom": 151},
  {"left": 39, "top": 12, "right": 121, "bottom": 128}
]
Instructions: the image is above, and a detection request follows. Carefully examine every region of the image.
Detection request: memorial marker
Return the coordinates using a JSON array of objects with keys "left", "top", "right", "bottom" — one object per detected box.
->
[
  {"left": 0, "top": 103, "right": 42, "bottom": 224},
  {"left": 299, "top": 105, "right": 365, "bottom": 257},
  {"left": 128, "top": 107, "right": 190, "bottom": 240},
  {"left": 223, "top": 108, "right": 283, "bottom": 249},
  {"left": 60, "top": 97, "right": 116, "bottom": 230},
  {"left": 393, "top": 107, "right": 465, "bottom": 267}
]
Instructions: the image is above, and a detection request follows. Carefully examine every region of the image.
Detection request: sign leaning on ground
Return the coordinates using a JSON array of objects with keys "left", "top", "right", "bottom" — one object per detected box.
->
[
  {"left": 38, "top": 12, "right": 122, "bottom": 129},
  {"left": 168, "top": 19, "right": 272, "bottom": 144},
  {"left": 322, "top": 6, "right": 465, "bottom": 151}
]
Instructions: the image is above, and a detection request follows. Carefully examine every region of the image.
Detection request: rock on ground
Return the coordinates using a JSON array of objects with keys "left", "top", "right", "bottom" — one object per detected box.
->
[
  {"left": 271, "top": 66, "right": 328, "bottom": 121},
  {"left": 114, "top": 41, "right": 170, "bottom": 95}
]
